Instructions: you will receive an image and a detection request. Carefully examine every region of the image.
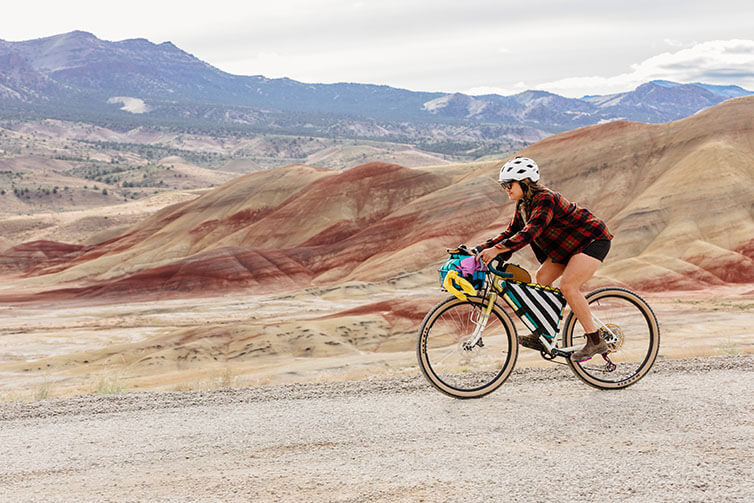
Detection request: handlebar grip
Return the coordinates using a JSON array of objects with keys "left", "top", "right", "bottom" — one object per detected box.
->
[{"left": 487, "top": 261, "right": 513, "bottom": 278}]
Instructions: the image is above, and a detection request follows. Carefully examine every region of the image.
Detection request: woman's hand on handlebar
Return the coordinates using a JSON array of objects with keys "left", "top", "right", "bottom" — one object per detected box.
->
[{"left": 478, "top": 246, "right": 511, "bottom": 265}]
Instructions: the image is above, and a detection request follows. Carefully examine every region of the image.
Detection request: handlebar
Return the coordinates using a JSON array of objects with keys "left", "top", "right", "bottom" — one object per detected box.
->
[
  {"left": 486, "top": 258, "right": 513, "bottom": 279},
  {"left": 447, "top": 245, "right": 514, "bottom": 279}
]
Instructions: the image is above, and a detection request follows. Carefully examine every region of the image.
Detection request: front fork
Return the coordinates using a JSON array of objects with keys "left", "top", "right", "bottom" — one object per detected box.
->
[{"left": 463, "top": 292, "right": 498, "bottom": 350}]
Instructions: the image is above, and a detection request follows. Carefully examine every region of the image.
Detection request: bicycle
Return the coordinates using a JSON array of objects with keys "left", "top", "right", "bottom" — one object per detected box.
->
[{"left": 416, "top": 250, "right": 660, "bottom": 398}]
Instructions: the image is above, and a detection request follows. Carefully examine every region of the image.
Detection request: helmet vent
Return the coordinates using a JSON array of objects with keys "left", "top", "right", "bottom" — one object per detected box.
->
[{"left": 498, "top": 156, "right": 540, "bottom": 183}]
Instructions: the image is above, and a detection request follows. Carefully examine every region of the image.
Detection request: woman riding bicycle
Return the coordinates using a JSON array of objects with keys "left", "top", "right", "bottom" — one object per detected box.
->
[{"left": 473, "top": 157, "right": 613, "bottom": 362}]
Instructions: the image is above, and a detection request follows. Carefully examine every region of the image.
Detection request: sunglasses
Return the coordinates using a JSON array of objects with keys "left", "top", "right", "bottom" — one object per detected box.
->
[{"left": 499, "top": 181, "right": 514, "bottom": 190}]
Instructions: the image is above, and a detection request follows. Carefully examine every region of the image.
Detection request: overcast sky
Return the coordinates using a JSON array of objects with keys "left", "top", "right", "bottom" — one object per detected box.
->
[{"left": 3, "top": 1, "right": 754, "bottom": 97}]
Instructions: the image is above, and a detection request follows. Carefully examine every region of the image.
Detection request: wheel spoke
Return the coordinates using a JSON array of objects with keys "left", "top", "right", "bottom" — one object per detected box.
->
[
  {"left": 417, "top": 297, "right": 517, "bottom": 398},
  {"left": 433, "top": 345, "right": 461, "bottom": 366},
  {"left": 564, "top": 288, "right": 659, "bottom": 389}
]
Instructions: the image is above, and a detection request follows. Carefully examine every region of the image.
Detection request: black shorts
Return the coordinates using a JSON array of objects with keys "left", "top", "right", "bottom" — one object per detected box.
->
[
  {"left": 581, "top": 239, "right": 611, "bottom": 262},
  {"left": 536, "top": 239, "right": 611, "bottom": 264}
]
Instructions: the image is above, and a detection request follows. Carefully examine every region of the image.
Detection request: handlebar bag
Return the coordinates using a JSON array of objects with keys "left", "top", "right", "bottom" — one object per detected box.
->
[{"left": 439, "top": 253, "right": 486, "bottom": 291}]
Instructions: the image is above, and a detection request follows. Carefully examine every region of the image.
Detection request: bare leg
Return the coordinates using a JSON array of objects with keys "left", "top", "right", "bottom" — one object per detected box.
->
[
  {"left": 535, "top": 258, "right": 565, "bottom": 287},
  {"left": 559, "top": 253, "right": 602, "bottom": 333}
]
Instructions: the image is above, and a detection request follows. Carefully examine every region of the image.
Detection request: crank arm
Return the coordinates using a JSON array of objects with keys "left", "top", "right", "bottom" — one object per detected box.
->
[{"left": 550, "top": 348, "right": 572, "bottom": 359}]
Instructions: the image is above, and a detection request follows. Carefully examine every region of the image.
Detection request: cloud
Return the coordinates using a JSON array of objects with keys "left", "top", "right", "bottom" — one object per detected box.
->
[
  {"left": 663, "top": 38, "right": 687, "bottom": 48},
  {"left": 5, "top": 2, "right": 754, "bottom": 98},
  {"left": 465, "top": 83, "right": 529, "bottom": 96},
  {"left": 538, "top": 40, "right": 754, "bottom": 97}
]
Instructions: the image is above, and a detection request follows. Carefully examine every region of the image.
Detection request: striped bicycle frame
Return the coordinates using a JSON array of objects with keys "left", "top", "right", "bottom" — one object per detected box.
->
[{"left": 499, "top": 280, "right": 566, "bottom": 339}]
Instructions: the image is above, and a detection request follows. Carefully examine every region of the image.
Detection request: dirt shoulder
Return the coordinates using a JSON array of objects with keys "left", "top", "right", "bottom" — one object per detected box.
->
[{"left": 1, "top": 355, "right": 752, "bottom": 503}]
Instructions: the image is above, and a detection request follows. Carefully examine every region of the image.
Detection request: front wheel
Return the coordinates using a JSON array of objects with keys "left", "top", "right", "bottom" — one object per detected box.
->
[
  {"left": 563, "top": 287, "right": 660, "bottom": 389},
  {"left": 416, "top": 296, "right": 518, "bottom": 398}
]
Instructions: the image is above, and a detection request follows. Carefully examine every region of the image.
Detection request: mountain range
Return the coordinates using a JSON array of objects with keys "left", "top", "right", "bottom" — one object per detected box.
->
[{"left": 2, "top": 31, "right": 752, "bottom": 141}]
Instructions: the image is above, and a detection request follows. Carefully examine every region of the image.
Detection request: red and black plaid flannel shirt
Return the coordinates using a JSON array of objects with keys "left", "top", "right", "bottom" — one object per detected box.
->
[{"left": 482, "top": 188, "right": 612, "bottom": 264}]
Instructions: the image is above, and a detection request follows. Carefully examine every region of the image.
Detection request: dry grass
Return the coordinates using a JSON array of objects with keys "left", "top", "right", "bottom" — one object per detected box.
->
[{"left": 95, "top": 375, "right": 128, "bottom": 394}]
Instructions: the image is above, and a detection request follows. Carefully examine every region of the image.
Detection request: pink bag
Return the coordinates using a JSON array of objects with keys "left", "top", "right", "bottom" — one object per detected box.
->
[{"left": 458, "top": 255, "right": 487, "bottom": 277}]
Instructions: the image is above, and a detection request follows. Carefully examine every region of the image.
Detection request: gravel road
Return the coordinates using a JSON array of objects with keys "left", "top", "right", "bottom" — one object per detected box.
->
[{"left": 1, "top": 355, "right": 752, "bottom": 503}]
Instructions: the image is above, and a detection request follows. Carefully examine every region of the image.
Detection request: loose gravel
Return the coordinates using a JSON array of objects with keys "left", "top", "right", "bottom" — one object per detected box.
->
[{"left": 1, "top": 355, "right": 752, "bottom": 502}]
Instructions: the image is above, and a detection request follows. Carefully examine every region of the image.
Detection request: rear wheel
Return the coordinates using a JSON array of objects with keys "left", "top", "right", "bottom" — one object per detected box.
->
[
  {"left": 563, "top": 287, "right": 660, "bottom": 389},
  {"left": 417, "top": 296, "right": 518, "bottom": 398}
]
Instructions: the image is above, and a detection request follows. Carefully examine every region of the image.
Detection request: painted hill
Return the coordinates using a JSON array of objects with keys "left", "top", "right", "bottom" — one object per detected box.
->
[
  {"left": 1, "top": 97, "right": 753, "bottom": 301},
  {"left": 516, "top": 96, "right": 754, "bottom": 290}
]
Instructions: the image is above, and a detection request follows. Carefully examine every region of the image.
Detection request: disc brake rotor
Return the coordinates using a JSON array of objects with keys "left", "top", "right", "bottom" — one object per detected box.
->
[
  {"left": 457, "top": 337, "right": 484, "bottom": 364},
  {"left": 602, "top": 323, "right": 624, "bottom": 353}
]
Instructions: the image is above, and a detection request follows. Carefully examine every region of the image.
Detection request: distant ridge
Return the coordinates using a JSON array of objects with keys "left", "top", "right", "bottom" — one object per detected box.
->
[
  {"left": 650, "top": 80, "right": 753, "bottom": 98},
  {"left": 1, "top": 31, "right": 752, "bottom": 139}
]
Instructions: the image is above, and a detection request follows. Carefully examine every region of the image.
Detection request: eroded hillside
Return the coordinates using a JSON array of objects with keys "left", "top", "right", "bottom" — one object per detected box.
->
[
  {"left": 2, "top": 98, "right": 754, "bottom": 396},
  {"left": 3, "top": 97, "right": 754, "bottom": 299}
]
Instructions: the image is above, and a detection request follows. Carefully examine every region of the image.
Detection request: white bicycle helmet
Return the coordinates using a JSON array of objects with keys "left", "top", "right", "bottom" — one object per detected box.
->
[{"left": 498, "top": 157, "right": 540, "bottom": 183}]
